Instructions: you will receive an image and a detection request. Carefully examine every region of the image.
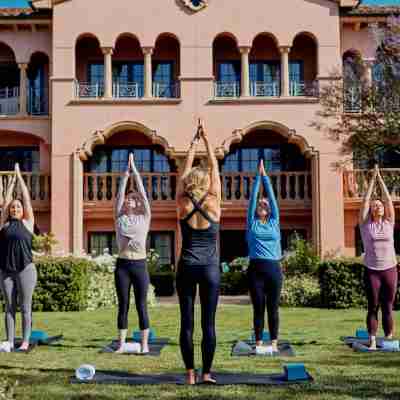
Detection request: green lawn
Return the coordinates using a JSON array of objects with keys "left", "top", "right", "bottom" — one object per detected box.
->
[{"left": 1, "top": 306, "right": 400, "bottom": 400}]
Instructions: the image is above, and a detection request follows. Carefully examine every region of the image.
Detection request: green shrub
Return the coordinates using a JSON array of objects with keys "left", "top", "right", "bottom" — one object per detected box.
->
[
  {"left": 282, "top": 233, "right": 320, "bottom": 277},
  {"left": 281, "top": 276, "right": 321, "bottom": 307},
  {"left": 220, "top": 271, "right": 248, "bottom": 295},
  {"left": 319, "top": 258, "right": 367, "bottom": 309},
  {"left": 32, "top": 256, "right": 91, "bottom": 311},
  {"left": 32, "top": 233, "right": 58, "bottom": 255}
]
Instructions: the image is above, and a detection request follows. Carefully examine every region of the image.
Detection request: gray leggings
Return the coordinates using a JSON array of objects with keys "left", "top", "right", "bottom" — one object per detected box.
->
[{"left": 0, "top": 264, "right": 37, "bottom": 345}]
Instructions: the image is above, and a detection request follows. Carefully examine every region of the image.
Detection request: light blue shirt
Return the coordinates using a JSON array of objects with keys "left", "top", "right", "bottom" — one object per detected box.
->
[{"left": 246, "top": 174, "right": 281, "bottom": 260}]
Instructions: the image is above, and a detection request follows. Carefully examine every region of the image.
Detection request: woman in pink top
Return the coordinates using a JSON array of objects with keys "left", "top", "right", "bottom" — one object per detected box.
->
[{"left": 359, "top": 165, "right": 398, "bottom": 349}]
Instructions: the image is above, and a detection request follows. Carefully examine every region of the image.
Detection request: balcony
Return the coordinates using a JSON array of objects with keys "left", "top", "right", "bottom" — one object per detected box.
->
[
  {"left": 74, "top": 81, "right": 181, "bottom": 100},
  {"left": 250, "top": 81, "right": 280, "bottom": 97},
  {"left": 0, "top": 172, "right": 51, "bottom": 211},
  {"left": 344, "top": 169, "right": 400, "bottom": 202},
  {"left": 83, "top": 171, "right": 312, "bottom": 212},
  {"left": 214, "top": 81, "right": 240, "bottom": 98},
  {"left": 113, "top": 82, "right": 141, "bottom": 98},
  {"left": 152, "top": 82, "right": 180, "bottom": 99},
  {"left": 75, "top": 81, "right": 105, "bottom": 98},
  {"left": 0, "top": 86, "right": 49, "bottom": 116},
  {"left": 0, "top": 87, "right": 19, "bottom": 115},
  {"left": 289, "top": 80, "right": 319, "bottom": 97}
]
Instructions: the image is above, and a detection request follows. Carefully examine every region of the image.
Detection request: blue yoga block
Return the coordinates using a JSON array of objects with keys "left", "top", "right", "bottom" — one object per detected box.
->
[
  {"left": 132, "top": 329, "right": 155, "bottom": 341},
  {"left": 30, "top": 330, "right": 49, "bottom": 342},
  {"left": 283, "top": 363, "right": 308, "bottom": 381},
  {"left": 251, "top": 331, "right": 271, "bottom": 342},
  {"left": 355, "top": 329, "right": 369, "bottom": 339}
]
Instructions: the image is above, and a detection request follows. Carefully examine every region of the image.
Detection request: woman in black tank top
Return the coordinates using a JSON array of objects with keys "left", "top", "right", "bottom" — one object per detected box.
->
[
  {"left": 0, "top": 163, "right": 37, "bottom": 352},
  {"left": 176, "top": 121, "right": 222, "bottom": 384}
]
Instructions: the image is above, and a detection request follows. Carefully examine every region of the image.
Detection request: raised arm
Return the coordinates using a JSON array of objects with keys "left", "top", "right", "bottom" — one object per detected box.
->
[
  {"left": 130, "top": 154, "right": 151, "bottom": 218},
  {"left": 176, "top": 138, "right": 198, "bottom": 201},
  {"left": 359, "top": 167, "right": 377, "bottom": 225},
  {"left": 15, "top": 163, "right": 34, "bottom": 226},
  {"left": 200, "top": 123, "right": 221, "bottom": 201},
  {"left": 377, "top": 169, "right": 395, "bottom": 224},
  {"left": 247, "top": 173, "right": 261, "bottom": 227},
  {"left": 1, "top": 173, "right": 16, "bottom": 227},
  {"left": 115, "top": 165, "right": 129, "bottom": 219},
  {"left": 262, "top": 174, "right": 279, "bottom": 223}
]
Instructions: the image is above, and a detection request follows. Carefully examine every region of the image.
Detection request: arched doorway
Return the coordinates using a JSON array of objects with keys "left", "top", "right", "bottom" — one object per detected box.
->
[{"left": 219, "top": 124, "right": 315, "bottom": 262}]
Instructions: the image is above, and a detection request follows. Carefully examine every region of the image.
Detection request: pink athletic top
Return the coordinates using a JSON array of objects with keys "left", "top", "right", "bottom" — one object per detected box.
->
[{"left": 360, "top": 218, "right": 397, "bottom": 271}]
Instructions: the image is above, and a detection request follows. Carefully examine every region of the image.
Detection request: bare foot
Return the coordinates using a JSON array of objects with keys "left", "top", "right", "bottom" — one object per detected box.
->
[
  {"left": 385, "top": 334, "right": 393, "bottom": 340},
  {"left": 186, "top": 370, "right": 196, "bottom": 385},
  {"left": 115, "top": 341, "right": 125, "bottom": 353},
  {"left": 18, "top": 341, "right": 29, "bottom": 351},
  {"left": 141, "top": 343, "right": 149, "bottom": 354},
  {"left": 202, "top": 373, "right": 216, "bottom": 384}
]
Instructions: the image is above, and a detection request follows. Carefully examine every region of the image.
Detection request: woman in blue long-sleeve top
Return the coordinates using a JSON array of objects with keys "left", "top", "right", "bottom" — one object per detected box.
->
[{"left": 246, "top": 159, "right": 282, "bottom": 353}]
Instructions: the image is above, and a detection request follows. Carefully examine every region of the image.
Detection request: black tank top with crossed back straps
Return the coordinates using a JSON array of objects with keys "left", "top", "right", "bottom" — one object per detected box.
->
[{"left": 179, "top": 193, "right": 219, "bottom": 266}]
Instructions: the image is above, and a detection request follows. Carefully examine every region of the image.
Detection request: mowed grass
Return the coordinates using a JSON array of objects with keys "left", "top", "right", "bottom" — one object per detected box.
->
[{"left": 1, "top": 306, "right": 400, "bottom": 400}]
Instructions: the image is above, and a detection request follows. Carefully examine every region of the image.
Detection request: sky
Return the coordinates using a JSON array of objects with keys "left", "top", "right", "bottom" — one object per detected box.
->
[{"left": 0, "top": 0, "right": 400, "bottom": 8}]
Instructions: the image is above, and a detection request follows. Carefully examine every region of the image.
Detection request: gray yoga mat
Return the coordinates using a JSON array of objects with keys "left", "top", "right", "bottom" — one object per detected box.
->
[
  {"left": 71, "top": 371, "right": 313, "bottom": 385},
  {"left": 340, "top": 337, "right": 400, "bottom": 352},
  {"left": 231, "top": 340, "right": 295, "bottom": 357},
  {"left": 100, "top": 338, "right": 169, "bottom": 356}
]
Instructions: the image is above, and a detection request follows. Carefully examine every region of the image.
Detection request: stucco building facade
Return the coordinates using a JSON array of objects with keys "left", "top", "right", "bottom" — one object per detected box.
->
[{"left": 0, "top": 0, "right": 398, "bottom": 264}]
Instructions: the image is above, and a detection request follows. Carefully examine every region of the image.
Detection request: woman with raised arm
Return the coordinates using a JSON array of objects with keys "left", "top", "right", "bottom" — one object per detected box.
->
[
  {"left": 246, "top": 159, "right": 282, "bottom": 354},
  {"left": 359, "top": 165, "right": 398, "bottom": 349},
  {"left": 176, "top": 121, "right": 221, "bottom": 384},
  {"left": 114, "top": 153, "right": 151, "bottom": 353},
  {"left": 0, "top": 164, "right": 37, "bottom": 352}
]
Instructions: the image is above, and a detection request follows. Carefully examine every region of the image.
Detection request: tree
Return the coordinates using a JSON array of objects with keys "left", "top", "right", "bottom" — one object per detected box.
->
[{"left": 312, "top": 16, "right": 400, "bottom": 168}]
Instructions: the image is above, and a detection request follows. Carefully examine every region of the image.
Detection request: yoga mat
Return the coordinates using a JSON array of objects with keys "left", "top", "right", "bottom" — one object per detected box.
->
[
  {"left": 100, "top": 339, "right": 169, "bottom": 356},
  {"left": 15, "top": 335, "right": 63, "bottom": 346},
  {"left": 341, "top": 337, "right": 400, "bottom": 352},
  {"left": 71, "top": 371, "right": 313, "bottom": 386},
  {"left": 11, "top": 342, "right": 37, "bottom": 353},
  {"left": 231, "top": 341, "right": 295, "bottom": 357}
]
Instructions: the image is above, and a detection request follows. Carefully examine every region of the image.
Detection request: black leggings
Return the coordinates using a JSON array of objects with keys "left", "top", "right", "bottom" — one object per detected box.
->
[
  {"left": 176, "top": 264, "right": 220, "bottom": 374},
  {"left": 114, "top": 258, "right": 150, "bottom": 330},
  {"left": 248, "top": 259, "right": 283, "bottom": 341}
]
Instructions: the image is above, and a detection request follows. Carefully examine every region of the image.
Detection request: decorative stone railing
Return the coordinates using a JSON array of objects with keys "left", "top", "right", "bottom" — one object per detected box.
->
[
  {"left": 84, "top": 171, "right": 312, "bottom": 206},
  {"left": 343, "top": 169, "right": 400, "bottom": 200},
  {"left": 83, "top": 173, "right": 178, "bottom": 203},
  {"left": 221, "top": 171, "right": 312, "bottom": 202},
  {"left": 0, "top": 172, "right": 51, "bottom": 206}
]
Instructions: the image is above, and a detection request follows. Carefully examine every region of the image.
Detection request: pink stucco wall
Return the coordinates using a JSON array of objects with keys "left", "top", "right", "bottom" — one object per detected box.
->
[{"left": 0, "top": 0, "right": 386, "bottom": 256}]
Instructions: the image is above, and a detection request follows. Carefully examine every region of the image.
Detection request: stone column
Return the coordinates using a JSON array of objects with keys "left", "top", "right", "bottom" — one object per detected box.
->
[
  {"left": 239, "top": 46, "right": 251, "bottom": 97},
  {"left": 72, "top": 151, "right": 84, "bottom": 255},
  {"left": 143, "top": 47, "right": 154, "bottom": 98},
  {"left": 18, "top": 63, "right": 28, "bottom": 115},
  {"left": 279, "top": 46, "right": 291, "bottom": 97},
  {"left": 102, "top": 47, "right": 114, "bottom": 98},
  {"left": 311, "top": 152, "right": 321, "bottom": 256}
]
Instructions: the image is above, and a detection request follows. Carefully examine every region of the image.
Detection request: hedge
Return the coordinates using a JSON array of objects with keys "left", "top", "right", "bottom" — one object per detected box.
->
[{"left": 33, "top": 256, "right": 91, "bottom": 311}]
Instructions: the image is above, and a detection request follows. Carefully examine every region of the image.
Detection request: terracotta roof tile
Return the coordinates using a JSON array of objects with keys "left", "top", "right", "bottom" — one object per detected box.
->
[
  {"left": 344, "top": 5, "right": 400, "bottom": 15},
  {"left": 0, "top": 8, "right": 34, "bottom": 17}
]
